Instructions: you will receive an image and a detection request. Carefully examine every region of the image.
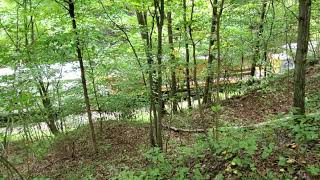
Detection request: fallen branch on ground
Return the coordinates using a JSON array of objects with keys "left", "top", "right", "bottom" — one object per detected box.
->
[{"left": 162, "top": 124, "right": 206, "bottom": 133}]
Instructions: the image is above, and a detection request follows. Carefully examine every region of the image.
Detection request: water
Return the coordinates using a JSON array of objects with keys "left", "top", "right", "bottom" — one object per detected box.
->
[{"left": 0, "top": 89, "right": 244, "bottom": 139}]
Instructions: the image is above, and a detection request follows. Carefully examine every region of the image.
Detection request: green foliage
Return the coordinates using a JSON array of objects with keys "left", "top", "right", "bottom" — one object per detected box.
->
[
  {"left": 261, "top": 143, "right": 274, "bottom": 159},
  {"left": 30, "top": 138, "right": 54, "bottom": 160},
  {"left": 278, "top": 156, "right": 286, "bottom": 166},
  {"left": 114, "top": 170, "right": 145, "bottom": 180},
  {"left": 208, "top": 130, "right": 258, "bottom": 157},
  {"left": 112, "top": 148, "right": 172, "bottom": 179},
  {"left": 306, "top": 165, "right": 320, "bottom": 176},
  {"left": 0, "top": 0, "right": 319, "bottom": 179},
  {"left": 206, "top": 129, "right": 259, "bottom": 176},
  {"left": 211, "top": 104, "right": 223, "bottom": 113},
  {"left": 102, "top": 93, "right": 148, "bottom": 119},
  {"left": 143, "top": 148, "right": 173, "bottom": 178},
  {"left": 65, "top": 164, "right": 96, "bottom": 180},
  {"left": 215, "top": 173, "right": 224, "bottom": 180},
  {"left": 306, "top": 82, "right": 320, "bottom": 112},
  {"left": 192, "top": 164, "right": 205, "bottom": 180},
  {"left": 31, "top": 177, "right": 50, "bottom": 180},
  {"left": 175, "top": 167, "right": 189, "bottom": 179},
  {"left": 290, "top": 115, "right": 320, "bottom": 143}
]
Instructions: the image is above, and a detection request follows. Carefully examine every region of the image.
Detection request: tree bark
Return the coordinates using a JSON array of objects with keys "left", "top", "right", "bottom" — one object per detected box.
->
[
  {"left": 189, "top": 0, "right": 201, "bottom": 106},
  {"left": 250, "top": 0, "right": 268, "bottom": 77},
  {"left": 167, "top": 4, "right": 178, "bottom": 112},
  {"left": 37, "top": 80, "right": 60, "bottom": 135},
  {"left": 154, "top": 0, "right": 165, "bottom": 149},
  {"left": 88, "top": 56, "right": 103, "bottom": 133},
  {"left": 183, "top": 0, "right": 192, "bottom": 109},
  {"left": 214, "top": 0, "right": 225, "bottom": 140},
  {"left": 136, "top": 11, "right": 157, "bottom": 147},
  {"left": 215, "top": 0, "right": 225, "bottom": 103},
  {"left": 293, "top": 0, "right": 312, "bottom": 115},
  {"left": 203, "top": 0, "right": 218, "bottom": 105},
  {"left": 66, "top": 0, "right": 98, "bottom": 153}
]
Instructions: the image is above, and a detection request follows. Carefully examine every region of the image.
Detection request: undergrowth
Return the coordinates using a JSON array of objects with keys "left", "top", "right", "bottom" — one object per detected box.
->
[{"left": 113, "top": 110, "right": 320, "bottom": 179}]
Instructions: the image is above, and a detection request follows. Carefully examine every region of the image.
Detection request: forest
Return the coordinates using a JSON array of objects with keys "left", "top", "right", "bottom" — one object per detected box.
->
[{"left": 0, "top": 0, "right": 319, "bottom": 179}]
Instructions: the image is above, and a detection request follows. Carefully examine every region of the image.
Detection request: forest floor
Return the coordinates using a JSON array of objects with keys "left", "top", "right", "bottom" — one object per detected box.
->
[
  {"left": 2, "top": 65, "right": 320, "bottom": 179},
  {"left": 6, "top": 121, "right": 195, "bottom": 179},
  {"left": 165, "top": 65, "right": 320, "bottom": 130}
]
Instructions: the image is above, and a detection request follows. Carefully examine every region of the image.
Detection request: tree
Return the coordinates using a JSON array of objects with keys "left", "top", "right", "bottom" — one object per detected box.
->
[
  {"left": 203, "top": 0, "right": 218, "bottom": 105},
  {"left": 188, "top": 0, "right": 201, "bottom": 106},
  {"left": 250, "top": 0, "right": 268, "bottom": 77},
  {"left": 183, "top": 0, "right": 192, "bottom": 109},
  {"left": 55, "top": 0, "right": 98, "bottom": 153},
  {"left": 154, "top": 0, "right": 165, "bottom": 149},
  {"left": 136, "top": 9, "right": 159, "bottom": 148},
  {"left": 203, "top": 0, "right": 225, "bottom": 105},
  {"left": 293, "top": 0, "right": 312, "bottom": 115},
  {"left": 167, "top": 0, "right": 178, "bottom": 112}
]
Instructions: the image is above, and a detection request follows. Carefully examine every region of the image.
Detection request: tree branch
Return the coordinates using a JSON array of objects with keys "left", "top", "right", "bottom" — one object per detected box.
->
[
  {"left": 54, "top": 0, "right": 69, "bottom": 11},
  {"left": 97, "top": 0, "right": 147, "bottom": 86},
  {"left": 0, "top": 20, "right": 18, "bottom": 48}
]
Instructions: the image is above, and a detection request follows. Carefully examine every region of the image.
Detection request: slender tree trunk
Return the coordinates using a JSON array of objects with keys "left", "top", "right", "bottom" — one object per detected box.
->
[
  {"left": 250, "top": 0, "right": 268, "bottom": 77},
  {"left": 203, "top": 0, "right": 218, "bottom": 105},
  {"left": 136, "top": 11, "right": 157, "bottom": 147},
  {"left": 264, "top": 0, "right": 275, "bottom": 77},
  {"left": 240, "top": 53, "right": 244, "bottom": 80},
  {"left": 215, "top": 0, "right": 225, "bottom": 103},
  {"left": 167, "top": 4, "right": 178, "bottom": 112},
  {"left": 183, "top": 0, "right": 192, "bottom": 109},
  {"left": 293, "top": 0, "right": 312, "bottom": 115},
  {"left": 88, "top": 59, "right": 103, "bottom": 132},
  {"left": 154, "top": 0, "right": 164, "bottom": 149},
  {"left": 66, "top": 0, "right": 97, "bottom": 153},
  {"left": 214, "top": 0, "right": 225, "bottom": 140},
  {"left": 189, "top": 0, "right": 201, "bottom": 106}
]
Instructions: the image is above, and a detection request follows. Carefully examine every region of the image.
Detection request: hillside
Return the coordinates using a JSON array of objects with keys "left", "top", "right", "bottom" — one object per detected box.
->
[
  {"left": 2, "top": 65, "right": 319, "bottom": 179},
  {"left": 1, "top": 0, "right": 319, "bottom": 179}
]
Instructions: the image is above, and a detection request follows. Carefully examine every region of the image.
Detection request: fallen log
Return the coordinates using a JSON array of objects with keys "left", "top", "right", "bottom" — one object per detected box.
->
[{"left": 162, "top": 124, "right": 206, "bottom": 133}]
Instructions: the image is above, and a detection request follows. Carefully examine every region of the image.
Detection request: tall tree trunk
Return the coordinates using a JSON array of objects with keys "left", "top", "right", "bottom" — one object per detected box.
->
[
  {"left": 154, "top": 0, "right": 164, "bottom": 149},
  {"left": 136, "top": 11, "right": 157, "bottom": 147},
  {"left": 214, "top": 0, "right": 225, "bottom": 140},
  {"left": 183, "top": 0, "right": 192, "bottom": 109},
  {"left": 66, "top": 0, "right": 97, "bottom": 153},
  {"left": 250, "top": 0, "right": 268, "bottom": 77},
  {"left": 88, "top": 57, "right": 103, "bottom": 133},
  {"left": 189, "top": 0, "right": 200, "bottom": 106},
  {"left": 264, "top": 0, "right": 275, "bottom": 77},
  {"left": 203, "top": 0, "right": 218, "bottom": 105},
  {"left": 215, "top": 0, "right": 225, "bottom": 103},
  {"left": 167, "top": 4, "right": 178, "bottom": 112},
  {"left": 293, "top": 0, "right": 312, "bottom": 115}
]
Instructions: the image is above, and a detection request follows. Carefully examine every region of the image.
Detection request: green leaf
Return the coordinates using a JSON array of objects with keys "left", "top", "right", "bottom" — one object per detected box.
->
[
  {"left": 306, "top": 165, "right": 320, "bottom": 176},
  {"left": 278, "top": 156, "right": 286, "bottom": 166}
]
